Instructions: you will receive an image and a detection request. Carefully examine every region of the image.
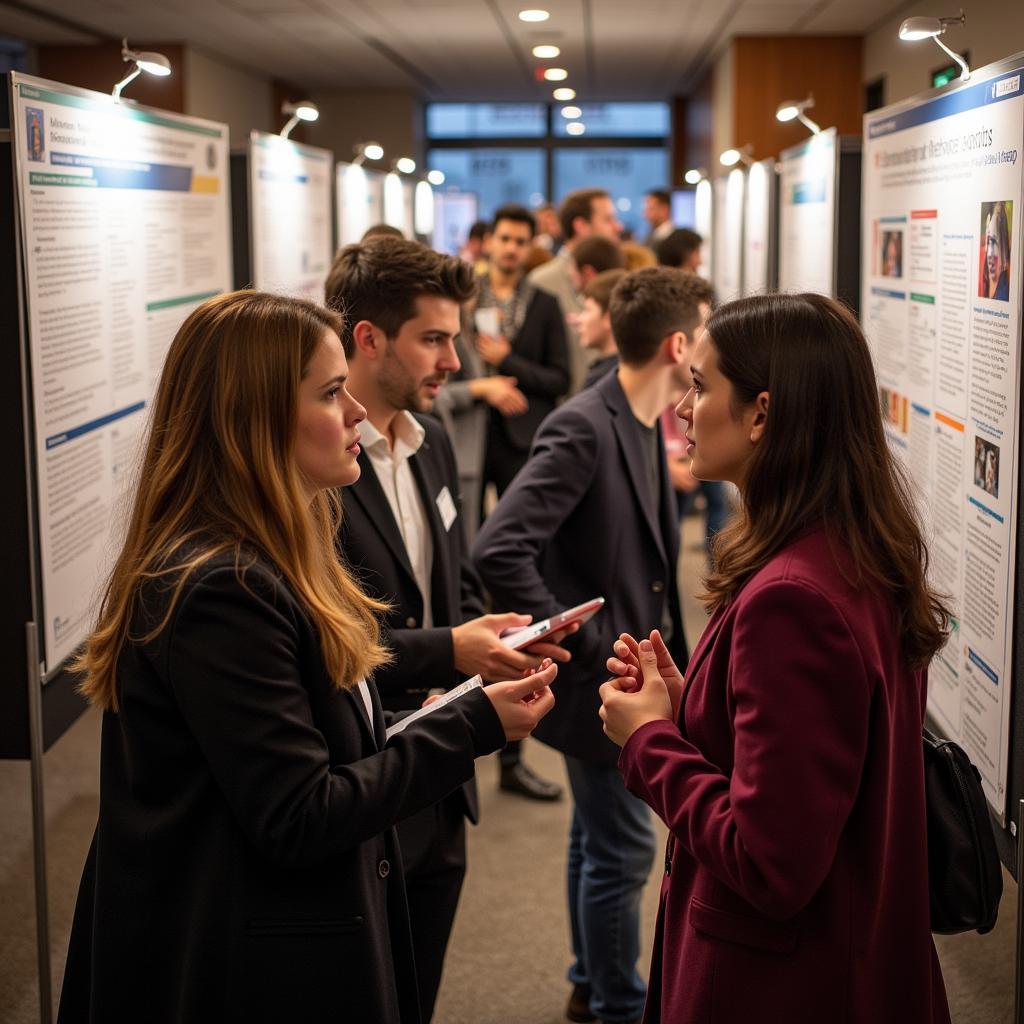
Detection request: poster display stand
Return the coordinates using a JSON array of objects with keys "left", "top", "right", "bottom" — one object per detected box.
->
[
  {"left": 231, "top": 131, "right": 332, "bottom": 301},
  {"left": 432, "top": 190, "right": 478, "bottom": 256},
  {"left": 778, "top": 127, "right": 861, "bottom": 311},
  {"left": 3, "top": 71, "right": 232, "bottom": 1021},
  {"left": 711, "top": 170, "right": 744, "bottom": 302},
  {"left": 742, "top": 158, "right": 778, "bottom": 296},
  {"left": 335, "top": 161, "right": 385, "bottom": 246},
  {"left": 694, "top": 178, "right": 712, "bottom": 281},
  {"left": 862, "top": 53, "right": 1024, "bottom": 880}
]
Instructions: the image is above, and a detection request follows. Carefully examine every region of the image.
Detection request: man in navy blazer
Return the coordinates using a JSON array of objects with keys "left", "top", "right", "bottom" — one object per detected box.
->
[
  {"left": 326, "top": 237, "right": 570, "bottom": 1021},
  {"left": 473, "top": 267, "right": 713, "bottom": 1024}
]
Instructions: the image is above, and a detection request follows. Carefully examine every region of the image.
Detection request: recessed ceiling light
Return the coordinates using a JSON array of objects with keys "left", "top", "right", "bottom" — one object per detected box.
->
[
  {"left": 566, "top": 121, "right": 585, "bottom": 135},
  {"left": 519, "top": 9, "right": 550, "bottom": 21},
  {"left": 532, "top": 44, "right": 560, "bottom": 59},
  {"left": 553, "top": 87, "right": 576, "bottom": 101},
  {"left": 543, "top": 67, "right": 568, "bottom": 81},
  {"left": 560, "top": 105, "right": 582, "bottom": 118}
]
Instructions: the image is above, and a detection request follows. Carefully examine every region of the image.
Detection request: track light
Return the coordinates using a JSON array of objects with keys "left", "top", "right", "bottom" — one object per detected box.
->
[
  {"left": 719, "top": 145, "right": 754, "bottom": 168},
  {"left": 280, "top": 100, "right": 318, "bottom": 140},
  {"left": 353, "top": 141, "right": 385, "bottom": 166},
  {"left": 775, "top": 96, "right": 821, "bottom": 136},
  {"left": 393, "top": 157, "right": 417, "bottom": 174},
  {"left": 427, "top": 169, "right": 446, "bottom": 186},
  {"left": 111, "top": 38, "right": 171, "bottom": 102},
  {"left": 544, "top": 68, "right": 569, "bottom": 81},
  {"left": 899, "top": 9, "right": 970, "bottom": 81},
  {"left": 553, "top": 87, "right": 576, "bottom": 101},
  {"left": 684, "top": 168, "right": 706, "bottom": 185}
]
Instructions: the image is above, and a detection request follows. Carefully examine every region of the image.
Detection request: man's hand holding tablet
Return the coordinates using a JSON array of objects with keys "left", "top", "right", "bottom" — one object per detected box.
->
[{"left": 499, "top": 597, "right": 605, "bottom": 651}]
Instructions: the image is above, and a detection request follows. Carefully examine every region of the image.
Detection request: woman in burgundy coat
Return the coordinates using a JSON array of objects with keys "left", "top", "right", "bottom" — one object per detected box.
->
[{"left": 599, "top": 293, "right": 952, "bottom": 1023}]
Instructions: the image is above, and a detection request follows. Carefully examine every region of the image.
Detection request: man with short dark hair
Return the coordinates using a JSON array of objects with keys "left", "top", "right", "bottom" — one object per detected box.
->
[
  {"left": 530, "top": 188, "right": 623, "bottom": 393},
  {"left": 474, "top": 266, "right": 713, "bottom": 1024},
  {"left": 643, "top": 189, "right": 673, "bottom": 247},
  {"left": 573, "top": 236, "right": 625, "bottom": 286},
  {"left": 656, "top": 227, "right": 703, "bottom": 274},
  {"left": 326, "top": 236, "right": 571, "bottom": 1019},
  {"left": 579, "top": 268, "right": 627, "bottom": 389}
]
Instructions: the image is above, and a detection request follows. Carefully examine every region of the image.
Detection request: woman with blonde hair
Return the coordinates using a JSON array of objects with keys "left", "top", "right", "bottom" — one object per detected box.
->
[{"left": 58, "top": 290, "right": 555, "bottom": 1024}]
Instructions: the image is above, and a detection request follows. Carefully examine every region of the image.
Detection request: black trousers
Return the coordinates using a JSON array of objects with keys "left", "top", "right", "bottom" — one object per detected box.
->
[{"left": 396, "top": 795, "right": 468, "bottom": 1023}]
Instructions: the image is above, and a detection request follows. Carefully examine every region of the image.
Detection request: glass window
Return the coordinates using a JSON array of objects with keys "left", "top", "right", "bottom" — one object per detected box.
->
[
  {"left": 427, "top": 103, "right": 547, "bottom": 139},
  {"left": 553, "top": 147, "right": 669, "bottom": 238},
  {"left": 427, "top": 148, "right": 546, "bottom": 222},
  {"left": 552, "top": 102, "right": 670, "bottom": 138}
]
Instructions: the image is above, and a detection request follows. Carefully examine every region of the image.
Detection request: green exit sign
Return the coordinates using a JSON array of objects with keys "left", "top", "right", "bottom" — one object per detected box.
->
[{"left": 932, "top": 52, "right": 970, "bottom": 89}]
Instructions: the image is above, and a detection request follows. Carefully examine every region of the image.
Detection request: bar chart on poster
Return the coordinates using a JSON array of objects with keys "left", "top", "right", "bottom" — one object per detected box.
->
[
  {"left": 10, "top": 72, "right": 232, "bottom": 676},
  {"left": 249, "top": 131, "right": 332, "bottom": 301},
  {"left": 862, "top": 56, "right": 1024, "bottom": 820}
]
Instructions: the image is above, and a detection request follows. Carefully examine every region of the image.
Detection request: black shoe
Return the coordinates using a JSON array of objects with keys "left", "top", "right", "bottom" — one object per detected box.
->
[
  {"left": 499, "top": 762, "right": 563, "bottom": 801},
  {"left": 566, "top": 983, "right": 595, "bottom": 1023}
]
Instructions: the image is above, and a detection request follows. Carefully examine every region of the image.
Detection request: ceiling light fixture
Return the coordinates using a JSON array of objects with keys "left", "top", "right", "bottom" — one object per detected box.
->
[
  {"left": 427, "top": 169, "right": 446, "bottom": 186},
  {"left": 394, "top": 157, "right": 417, "bottom": 174},
  {"left": 899, "top": 9, "right": 970, "bottom": 81},
  {"left": 684, "top": 168, "right": 706, "bottom": 185},
  {"left": 775, "top": 95, "right": 821, "bottom": 135},
  {"left": 719, "top": 145, "right": 754, "bottom": 168},
  {"left": 566, "top": 122, "right": 586, "bottom": 136},
  {"left": 353, "top": 141, "right": 384, "bottom": 166},
  {"left": 544, "top": 67, "right": 569, "bottom": 81},
  {"left": 280, "top": 100, "right": 318, "bottom": 139},
  {"left": 552, "top": 87, "right": 576, "bottom": 101},
  {"left": 112, "top": 38, "right": 172, "bottom": 102},
  {"left": 518, "top": 9, "right": 550, "bottom": 22},
  {"left": 532, "top": 44, "right": 560, "bottom": 59},
  {"left": 560, "top": 105, "right": 582, "bottom": 119}
]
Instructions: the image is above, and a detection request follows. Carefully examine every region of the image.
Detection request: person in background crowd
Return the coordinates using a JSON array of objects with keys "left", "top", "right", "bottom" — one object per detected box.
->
[
  {"left": 622, "top": 241, "right": 658, "bottom": 271},
  {"left": 474, "top": 268, "right": 711, "bottom": 1024},
  {"left": 526, "top": 245, "right": 555, "bottom": 274},
  {"left": 573, "top": 235, "right": 626, "bottom": 290},
  {"left": 58, "top": 290, "right": 558, "bottom": 1024},
  {"left": 530, "top": 189, "right": 622, "bottom": 393},
  {"left": 473, "top": 202, "right": 571, "bottom": 801},
  {"left": 578, "top": 268, "right": 626, "bottom": 389},
  {"left": 600, "top": 292, "right": 951, "bottom": 1024},
  {"left": 535, "top": 202, "right": 564, "bottom": 253},
  {"left": 325, "top": 238, "right": 573, "bottom": 1020},
  {"left": 460, "top": 219, "right": 490, "bottom": 276},
  {"left": 642, "top": 189, "right": 674, "bottom": 248},
  {"left": 656, "top": 228, "right": 703, "bottom": 275},
  {"left": 362, "top": 223, "right": 405, "bottom": 241}
]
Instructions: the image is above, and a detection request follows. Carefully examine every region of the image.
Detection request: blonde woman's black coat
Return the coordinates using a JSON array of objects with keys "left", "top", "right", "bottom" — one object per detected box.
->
[{"left": 57, "top": 553, "right": 505, "bottom": 1024}]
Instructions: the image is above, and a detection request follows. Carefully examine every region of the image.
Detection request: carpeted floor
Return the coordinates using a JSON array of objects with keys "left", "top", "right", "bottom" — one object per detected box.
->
[{"left": 0, "top": 514, "right": 1017, "bottom": 1022}]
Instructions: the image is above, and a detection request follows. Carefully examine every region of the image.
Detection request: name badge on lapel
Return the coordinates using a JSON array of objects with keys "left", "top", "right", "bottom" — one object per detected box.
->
[{"left": 436, "top": 486, "right": 458, "bottom": 532}]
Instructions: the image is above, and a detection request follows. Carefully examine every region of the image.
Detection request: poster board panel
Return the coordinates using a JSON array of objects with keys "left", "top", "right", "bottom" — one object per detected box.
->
[
  {"left": 711, "top": 170, "right": 744, "bottom": 302},
  {"left": 432, "top": 191, "right": 478, "bottom": 256},
  {"left": 743, "top": 158, "right": 777, "bottom": 295},
  {"left": 10, "top": 72, "right": 232, "bottom": 679},
  {"left": 249, "top": 131, "right": 332, "bottom": 302},
  {"left": 861, "top": 56, "right": 1024, "bottom": 839}
]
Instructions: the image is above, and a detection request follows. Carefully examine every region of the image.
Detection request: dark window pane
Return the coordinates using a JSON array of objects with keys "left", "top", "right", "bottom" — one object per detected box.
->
[
  {"left": 427, "top": 148, "right": 546, "bottom": 221},
  {"left": 553, "top": 148, "right": 669, "bottom": 238},
  {"left": 552, "top": 102, "right": 670, "bottom": 138},
  {"left": 427, "top": 103, "right": 547, "bottom": 139}
]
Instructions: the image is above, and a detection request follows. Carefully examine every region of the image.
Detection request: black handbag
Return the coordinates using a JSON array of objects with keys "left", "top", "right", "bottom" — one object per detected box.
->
[{"left": 923, "top": 727, "right": 1002, "bottom": 934}]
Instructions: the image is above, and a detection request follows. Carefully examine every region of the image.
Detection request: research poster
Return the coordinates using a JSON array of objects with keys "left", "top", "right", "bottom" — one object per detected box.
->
[
  {"left": 10, "top": 73, "right": 232, "bottom": 674},
  {"left": 743, "top": 159, "right": 774, "bottom": 295},
  {"left": 336, "top": 162, "right": 384, "bottom": 245},
  {"left": 432, "top": 191, "right": 478, "bottom": 255},
  {"left": 249, "top": 131, "right": 332, "bottom": 301},
  {"left": 778, "top": 127, "right": 838, "bottom": 295},
  {"left": 862, "top": 58, "right": 1024, "bottom": 817},
  {"left": 694, "top": 178, "right": 712, "bottom": 280},
  {"left": 711, "top": 170, "right": 744, "bottom": 301}
]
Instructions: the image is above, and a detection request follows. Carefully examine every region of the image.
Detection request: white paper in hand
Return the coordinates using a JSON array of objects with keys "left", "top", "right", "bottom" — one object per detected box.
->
[{"left": 385, "top": 675, "right": 483, "bottom": 742}]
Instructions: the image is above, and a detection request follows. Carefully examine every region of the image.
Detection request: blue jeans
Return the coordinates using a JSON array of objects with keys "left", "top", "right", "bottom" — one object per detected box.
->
[
  {"left": 564, "top": 755, "right": 656, "bottom": 1023},
  {"left": 678, "top": 479, "right": 729, "bottom": 554}
]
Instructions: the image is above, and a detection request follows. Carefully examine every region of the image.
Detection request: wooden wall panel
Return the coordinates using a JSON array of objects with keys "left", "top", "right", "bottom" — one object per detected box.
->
[
  {"left": 731, "top": 36, "right": 863, "bottom": 160},
  {"left": 683, "top": 71, "right": 713, "bottom": 176}
]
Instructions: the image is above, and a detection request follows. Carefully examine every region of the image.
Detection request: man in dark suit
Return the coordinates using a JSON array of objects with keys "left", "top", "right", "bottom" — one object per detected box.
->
[
  {"left": 326, "top": 237, "right": 571, "bottom": 1022},
  {"left": 474, "top": 267, "right": 713, "bottom": 1024}
]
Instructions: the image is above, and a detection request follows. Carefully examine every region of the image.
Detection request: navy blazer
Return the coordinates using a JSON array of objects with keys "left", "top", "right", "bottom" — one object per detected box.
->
[
  {"left": 58, "top": 553, "right": 505, "bottom": 1024},
  {"left": 339, "top": 412, "right": 485, "bottom": 821},
  {"left": 473, "top": 370, "right": 687, "bottom": 766}
]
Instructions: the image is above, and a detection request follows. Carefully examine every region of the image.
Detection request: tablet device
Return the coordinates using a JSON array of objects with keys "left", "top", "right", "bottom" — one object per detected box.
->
[{"left": 499, "top": 597, "right": 605, "bottom": 651}]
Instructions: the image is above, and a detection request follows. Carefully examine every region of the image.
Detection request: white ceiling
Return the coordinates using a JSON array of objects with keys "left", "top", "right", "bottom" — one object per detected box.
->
[{"left": 0, "top": 0, "right": 906, "bottom": 99}]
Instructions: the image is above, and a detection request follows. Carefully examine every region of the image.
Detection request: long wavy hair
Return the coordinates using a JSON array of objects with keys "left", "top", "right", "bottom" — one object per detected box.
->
[
  {"left": 701, "top": 292, "right": 950, "bottom": 668},
  {"left": 77, "top": 290, "right": 390, "bottom": 710}
]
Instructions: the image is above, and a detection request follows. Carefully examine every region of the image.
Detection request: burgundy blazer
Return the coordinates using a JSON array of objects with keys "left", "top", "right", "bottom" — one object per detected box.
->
[{"left": 619, "top": 530, "right": 950, "bottom": 1024}]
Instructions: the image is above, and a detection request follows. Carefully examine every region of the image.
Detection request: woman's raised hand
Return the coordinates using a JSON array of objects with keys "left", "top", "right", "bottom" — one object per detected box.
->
[
  {"left": 606, "top": 629, "right": 685, "bottom": 720},
  {"left": 599, "top": 639, "right": 674, "bottom": 747},
  {"left": 484, "top": 659, "right": 557, "bottom": 741}
]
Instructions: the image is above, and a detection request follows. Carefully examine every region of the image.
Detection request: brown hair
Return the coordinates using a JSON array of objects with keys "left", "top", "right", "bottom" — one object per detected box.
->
[
  {"left": 76, "top": 291, "right": 390, "bottom": 710},
  {"left": 656, "top": 228, "right": 703, "bottom": 268},
  {"left": 609, "top": 267, "right": 712, "bottom": 366},
  {"left": 574, "top": 236, "right": 624, "bottom": 275},
  {"left": 583, "top": 268, "right": 628, "bottom": 314},
  {"left": 559, "top": 188, "right": 610, "bottom": 240},
  {"left": 325, "top": 237, "right": 477, "bottom": 356},
  {"left": 702, "top": 292, "right": 950, "bottom": 667}
]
